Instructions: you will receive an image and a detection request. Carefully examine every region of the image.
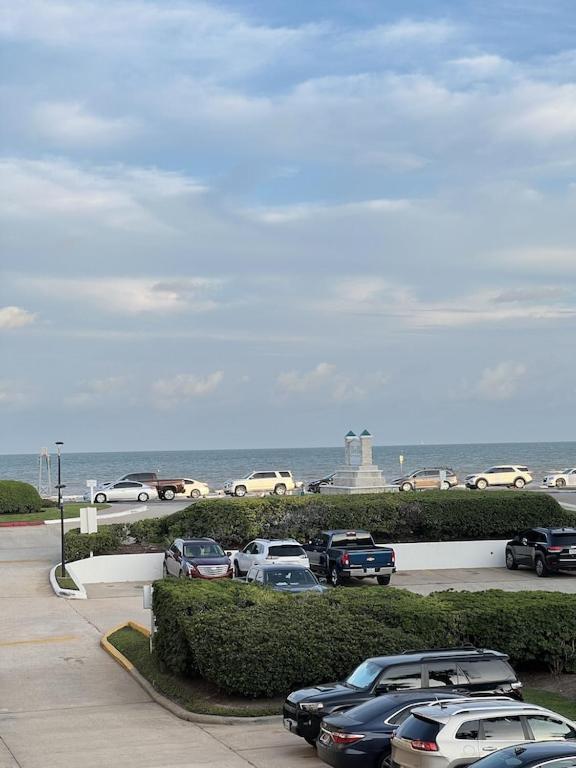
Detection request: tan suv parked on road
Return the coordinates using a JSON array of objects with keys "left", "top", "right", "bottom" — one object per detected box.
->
[
  {"left": 393, "top": 468, "right": 458, "bottom": 492},
  {"left": 223, "top": 470, "right": 296, "bottom": 497}
]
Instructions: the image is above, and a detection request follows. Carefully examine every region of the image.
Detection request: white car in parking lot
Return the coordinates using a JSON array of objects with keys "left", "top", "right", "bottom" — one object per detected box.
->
[
  {"left": 543, "top": 468, "right": 576, "bottom": 488},
  {"left": 392, "top": 697, "right": 576, "bottom": 768},
  {"left": 86, "top": 480, "right": 159, "bottom": 504},
  {"left": 465, "top": 465, "right": 532, "bottom": 490},
  {"left": 232, "top": 539, "right": 309, "bottom": 577},
  {"left": 180, "top": 478, "right": 210, "bottom": 499}
]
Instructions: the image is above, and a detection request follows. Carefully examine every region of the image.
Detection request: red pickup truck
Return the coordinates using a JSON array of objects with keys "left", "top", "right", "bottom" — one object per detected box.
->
[{"left": 118, "top": 472, "right": 185, "bottom": 500}]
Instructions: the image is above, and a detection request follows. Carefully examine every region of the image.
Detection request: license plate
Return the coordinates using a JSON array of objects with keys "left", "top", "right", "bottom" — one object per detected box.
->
[
  {"left": 365, "top": 568, "right": 376, "bottom": 574},
  {"left": 570, "top": 548, "right": 576, "bottom": 555},
  {"left": 283, "top": 718, "right": 295, "bottom": 732},
  {"left": 319, "top": 731, "right": 331, "bottom": 745}
]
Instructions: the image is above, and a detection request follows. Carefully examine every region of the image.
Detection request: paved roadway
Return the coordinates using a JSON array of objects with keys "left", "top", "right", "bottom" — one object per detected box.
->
[{"left": 2, "top": 492, "right": 576, "bottom": 767}]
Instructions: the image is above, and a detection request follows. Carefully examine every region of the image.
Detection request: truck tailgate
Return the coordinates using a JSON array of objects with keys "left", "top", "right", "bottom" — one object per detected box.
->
[{"left": 348, "top": 549, "right": 394, "bottom": 567}]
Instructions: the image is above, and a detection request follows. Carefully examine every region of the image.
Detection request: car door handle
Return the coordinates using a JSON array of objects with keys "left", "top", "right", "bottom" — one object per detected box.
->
[{"left": 482, "top": 747, "right": 497, "bottom": 752}]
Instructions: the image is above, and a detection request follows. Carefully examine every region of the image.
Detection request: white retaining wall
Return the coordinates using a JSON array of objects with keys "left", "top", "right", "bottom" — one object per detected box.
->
[
  {"left": 67, "top": 553, "right": 164, "bottom": 585},
  {"left": 388, "top": 540, "right": 507, "bottom": 571},
  {"left": 65, "top": 540, "right": 508, "bottom": 591}
]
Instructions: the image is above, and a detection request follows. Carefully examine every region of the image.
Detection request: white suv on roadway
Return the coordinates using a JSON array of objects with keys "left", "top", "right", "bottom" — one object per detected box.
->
[
  {"left": 392, "top": 698, "right": 576, "bottom": 768},
  {"left": 232, "top": 539, "right": 309, "bottom": 577},
  {"left": 223, "top": 470, "right": 296, "bottom": 497},
  {"left": 465, "top": 466, "right": 532, "bottom": 490}
]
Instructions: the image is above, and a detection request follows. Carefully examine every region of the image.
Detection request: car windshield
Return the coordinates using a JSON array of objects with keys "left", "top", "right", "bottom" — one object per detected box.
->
[
  {"left": 550, "top": 533, "right": 576, "bottom": 547},
  {"left": 264, "top": 569, "right": 317, "bottom": 586},
  {"left": 183, "top": 543, "right": 225, "bottom": 558},
  {"left": 345, "top": 660, "right": 383, "bottom": 689},
  {"left": 331, "top": 534, "right": 374, "bottom": 548}
]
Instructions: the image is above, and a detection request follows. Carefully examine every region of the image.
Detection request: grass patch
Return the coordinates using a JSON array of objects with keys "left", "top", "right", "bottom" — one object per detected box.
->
[
  {"left": 0, "top": 502, "right": 109, "bottom": 523},
  {"left": 108, "top": 626, "right": 281, "bottom": 717},
  {"left": 524, "top": 687, "right": 576, "bottom": 719},
  {"left": 55, "top": 569, "right": 79, "bottom": 591}
]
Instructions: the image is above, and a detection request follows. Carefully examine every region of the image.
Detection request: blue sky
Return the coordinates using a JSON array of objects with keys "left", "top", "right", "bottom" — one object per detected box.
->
[{"left": 0, "top": 0, "right": 575, "bottom": 453}]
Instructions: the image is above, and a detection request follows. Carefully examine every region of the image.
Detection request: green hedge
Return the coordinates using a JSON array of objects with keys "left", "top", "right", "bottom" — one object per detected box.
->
[
  {"left": 152, "top": 579, "right": 576, "bottom": 697},
  {"left": 0, "top": 480, "right": 43, "bottom": 515},
  {"left": 64, "top": 525, "right": 124, "bottom": 562},
  {"left": 138, "top": 491, "right": 572, "bottom": 548}
]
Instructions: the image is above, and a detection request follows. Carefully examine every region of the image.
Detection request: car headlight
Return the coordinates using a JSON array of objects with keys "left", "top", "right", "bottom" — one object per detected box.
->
[{"left": 299, "top": 702, "right": 324, "bottom": 712}]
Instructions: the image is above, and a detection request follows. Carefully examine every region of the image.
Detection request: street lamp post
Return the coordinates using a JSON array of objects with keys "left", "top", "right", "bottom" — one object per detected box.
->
[{"left": 55, "top": 442, "right": 66, "bottom": 578}]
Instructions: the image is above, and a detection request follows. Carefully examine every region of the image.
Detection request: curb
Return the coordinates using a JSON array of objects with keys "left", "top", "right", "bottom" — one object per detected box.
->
[
  {"left": 44, "top": 505, "right": 145, "bottom": 526},
  {"left": 101, "top": 622, "right": 282, "bottom": 726},
  {"left": 0, "top": 520, "right": 45, "bottom": 527},
  {"left": 49, "top": 564, "right": 87, "bottom": 599}
]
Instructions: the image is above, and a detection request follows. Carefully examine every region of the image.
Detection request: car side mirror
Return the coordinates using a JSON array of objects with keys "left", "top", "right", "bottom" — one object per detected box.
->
[
  {"left": 375, "top": 683, "right": 390, "bottom": 693},
  {"left": 225, "top": 551, "right": 232, "bottom": 557},
  {"left": 319, "top": 577, "right": 327, "bottom": 585},
  {"left": 521, "top": 538, "right": 528, "bottom": 546}
]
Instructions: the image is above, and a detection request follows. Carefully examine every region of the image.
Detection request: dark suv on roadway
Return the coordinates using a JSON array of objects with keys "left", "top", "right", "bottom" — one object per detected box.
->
[
  {"left": 283, "top": 646, "right": 522, "bottom": 745},
  {"left": 506, "top": 527, "right": 576, "bottom": 577}
]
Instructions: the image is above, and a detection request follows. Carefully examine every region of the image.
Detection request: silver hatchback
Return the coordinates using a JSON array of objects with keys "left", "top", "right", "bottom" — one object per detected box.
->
[{"left": 391, "top": 698, "right": 576, "bottom": 768}]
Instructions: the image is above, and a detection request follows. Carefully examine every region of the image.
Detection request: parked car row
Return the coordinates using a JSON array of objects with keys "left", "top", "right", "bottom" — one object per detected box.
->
[{"left": 284, "top": 646, "right": 576, "bottom": 768}]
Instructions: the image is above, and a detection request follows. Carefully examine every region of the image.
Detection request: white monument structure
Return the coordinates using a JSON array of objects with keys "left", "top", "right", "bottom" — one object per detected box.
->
[{"left": 320, "top": 430, "right": 388, "bottom": 495}]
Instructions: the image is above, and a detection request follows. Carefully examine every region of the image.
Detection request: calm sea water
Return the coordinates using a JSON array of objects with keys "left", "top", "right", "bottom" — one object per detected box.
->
[{"left": 0, "top": 442, "right": 574, "bottom": 495}]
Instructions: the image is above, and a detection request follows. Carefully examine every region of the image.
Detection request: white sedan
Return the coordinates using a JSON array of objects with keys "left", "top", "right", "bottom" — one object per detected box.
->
[
  {"left": 180, "top": 478, "right": 210, "bottom": 499},
  {"left": 543, "top": 468, "right": 576, "bottom": 488},
  {"left": 85, "top": 481, "right": 159, "bottom": 503}
]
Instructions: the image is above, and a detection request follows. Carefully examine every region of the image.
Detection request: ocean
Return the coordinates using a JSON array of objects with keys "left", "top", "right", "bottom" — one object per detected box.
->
[{"left": 0, "top": 442, "right": 574, "bottom": 496}]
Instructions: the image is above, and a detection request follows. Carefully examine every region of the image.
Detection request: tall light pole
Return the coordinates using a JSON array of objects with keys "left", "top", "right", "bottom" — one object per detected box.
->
[{"left": 55, "top": 442, "right": 66, "bottom": 578}]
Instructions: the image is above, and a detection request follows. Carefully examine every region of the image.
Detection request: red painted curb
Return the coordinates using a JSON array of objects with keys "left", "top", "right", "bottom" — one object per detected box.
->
[{"left": 0, "top": 520, "right": 45, "bottom": 527}]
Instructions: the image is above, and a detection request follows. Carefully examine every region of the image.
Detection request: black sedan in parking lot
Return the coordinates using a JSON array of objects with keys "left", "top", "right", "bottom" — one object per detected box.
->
[
  {"left": 307, "top": 474, "right": 335, "bottom": 493},
  {"left": 317, "top": 691, "right": 463, "bottom": 768}
]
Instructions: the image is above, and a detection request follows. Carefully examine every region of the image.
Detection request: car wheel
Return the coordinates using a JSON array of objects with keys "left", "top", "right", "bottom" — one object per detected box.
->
[
  {"left": 401, "top": 482, "right": 413, "bottom": 492},
  {"left": 440, "top": 480, "right": 450, "bottom": 490},
  {"left": 233, "top": 562, "right": 242, "bottom": 578},
  {"left": 190, "top": 488, "right": 201, "bottom": 499},
  {"left": 514, "top": 477, "right": 526, "bottom": 489},
  {"left": 138, "top": 492, "right": 149, "bottom": 502},
  {"left": 163, "top": 488, "right": 176, "bottom": 500},
  {"left": 379, "top": 755, "right": 393, "bottom": 768},
  {"left": 178, "top": 568, "right": 186, "bottom": 579},
  {"left": 377, "top": 575, "right": 391, "bottom": 585},
  {"left": 330, "top": 566, "right": 341, "bottom": 586},
  {"left": 505, "top": 549, "right": 518, "bottom": 570},
  {"left": 476, "top": 478, "right": 488, "bottom": 490},
  {"left": 556, "top": 478, "right": 566, "bottom": 488},
  {"left": 535, "top": 556, "right": 548, "bottom": 578},
  {"left": 274, "top": 483, "right": 287, "bottom": 496},
  {"left": 94, "top": 493, "right": 106, "bottom": 503},
  {"left": 235, "top": 485, "right": 247, "bottom": 497},
  {"left": 162, "top": 562, "right": 169, "bottom": 578},
  {"left": 304, "top": 737, "right": 317, "bottom": 747}
]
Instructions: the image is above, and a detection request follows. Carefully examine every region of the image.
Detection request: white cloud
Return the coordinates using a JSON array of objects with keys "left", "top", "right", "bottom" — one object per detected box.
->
[
  {"left": 65, "top": 376, "right": 127, "bottom": 406},
  {"left": 0, "top": 306, "right": 36, "bottom": 329},
  {"left": 277, "top": 362, "right": 387, "bottom": 402},
  {"left": 473, "top": 362, "right": 528, "bottom": 401},
  {"left": 349, "top": 19, "right": 457, "bottom": 49},
  {"left": 495, "top": 82, "right": 576, "bottom": 142},
  {"left": 0, "top": 158, "right": 206, "bottom": 231},
  {"left": 33, "top": 101, "right": 138, "bottom": 146},
  {"left": 22, "top": 276, "right": 222, "bottom": 314},
  {"left": 492, "top": 247, "right": 576, "bottom": 272},
  {"left": 152, "top": 371, "right": 223, "bottom": 406},
  {"left": 247, "top": 197, "right": 412, "bottom": 224},
  {"left": 448, "top": 54, "right": 512, "bottom": 79},
  {"left": 0, "top": 381, "right": 31, "bottom": 406}
]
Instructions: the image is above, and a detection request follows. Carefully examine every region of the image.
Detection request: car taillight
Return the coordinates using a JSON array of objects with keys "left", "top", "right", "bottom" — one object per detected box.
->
[
  {"left": 547, "top": 546, "right": 563, "bottom": 552},
  {"left": 390, "top": 548, "right": 395, "bottom": 564},
  {"left": 411, "top": 740, "right": 438, "bottom": 752},
  {"left": 341, "top": 553, "right": 350, "bottom": 567},
  {"left": 331, "top": 731, "right": 365, "bottom": 745}
]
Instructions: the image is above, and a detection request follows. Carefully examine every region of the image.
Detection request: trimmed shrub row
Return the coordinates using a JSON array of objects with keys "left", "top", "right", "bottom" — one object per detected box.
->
[
  {"left": 64, "top": 525, "right": 124, "bottom": 562},
  {"left": 0, "top": 480, "right": 43, "bottom": 515},
  {"left": 153, "top": 579, "right": 576, "bottom": 697},
  {"left": 135, "top": 491, "right": 573, "bottom": 548}
]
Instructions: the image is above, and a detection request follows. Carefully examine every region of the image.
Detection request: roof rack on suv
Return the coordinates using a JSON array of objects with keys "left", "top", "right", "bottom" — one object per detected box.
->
[
  {"left": 426, "top": 696, "right": 515, "bottom": 709},
  {"left": 401, "top": 645, "right": 480, "bottom": 655},
  {"left": 423, "top": 701, "right": 541, "bottom": 718}
]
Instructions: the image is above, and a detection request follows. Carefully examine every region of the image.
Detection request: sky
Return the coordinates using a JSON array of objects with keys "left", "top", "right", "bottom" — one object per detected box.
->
[{"left": 0, "top": 0, "right": 575, "bottom": 454}]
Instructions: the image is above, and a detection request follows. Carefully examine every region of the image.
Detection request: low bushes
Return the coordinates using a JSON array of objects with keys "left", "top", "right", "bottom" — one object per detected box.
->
[
  {"left": 152, "top": 579, "right": 576, "bottom": 697},
  {"left": 139, "top": 491, "right": 572, "bottom": 548},
  {"left": 0, "top": 480, "right": 43, "bottom": 515},
  {"left": 64, "top": 524, "right": 124, "bottom": 562}
]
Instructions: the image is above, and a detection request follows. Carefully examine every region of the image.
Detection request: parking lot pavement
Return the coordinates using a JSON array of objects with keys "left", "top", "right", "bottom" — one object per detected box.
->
[{"left": 393, "top": 567, "right": 576, "bottom": 594}]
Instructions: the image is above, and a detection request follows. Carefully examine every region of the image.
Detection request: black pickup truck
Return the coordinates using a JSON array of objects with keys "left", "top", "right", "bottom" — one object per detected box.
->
[{"left": 302, "top": 529, "right": 395, "bottom": 586}]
